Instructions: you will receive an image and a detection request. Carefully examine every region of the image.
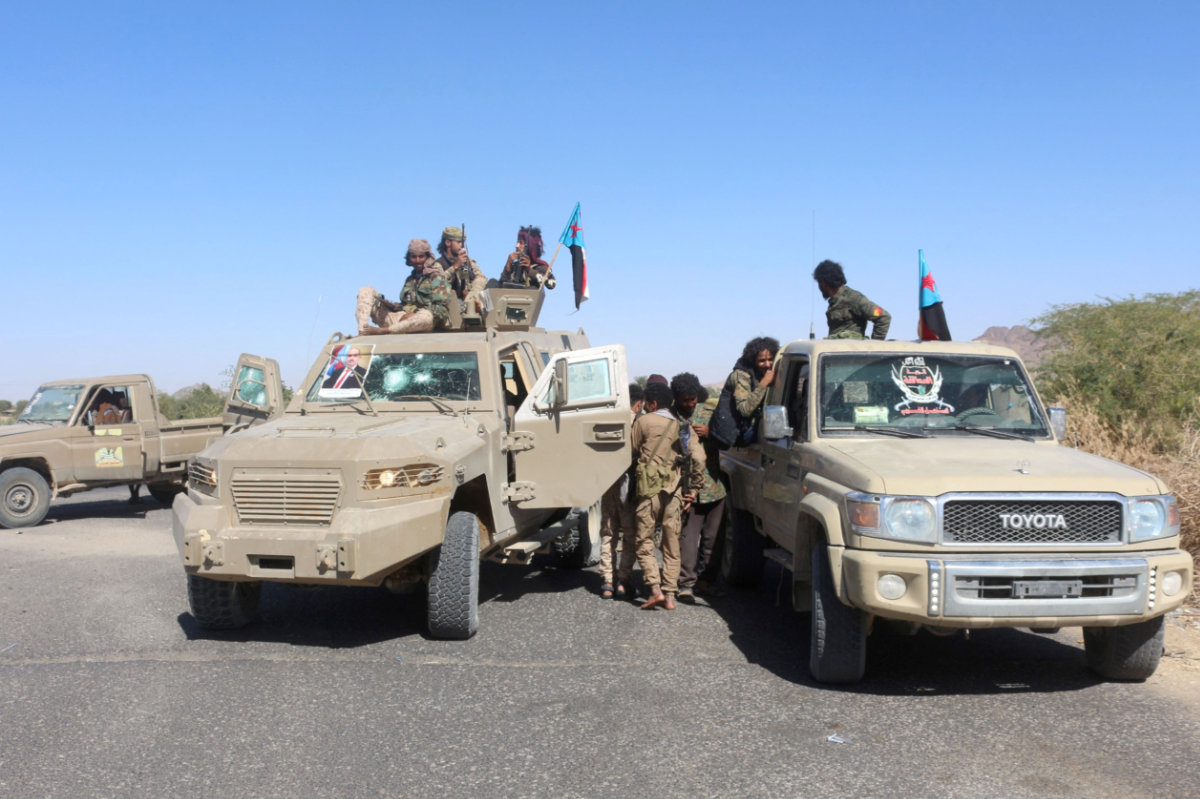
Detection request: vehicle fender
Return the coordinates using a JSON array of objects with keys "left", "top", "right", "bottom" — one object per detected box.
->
[
  {"left": 0, "top": 457, "right": 58, "bottom": 498},
  {"left": 798, "top": 491, "right": 844, "bottom": 548}
]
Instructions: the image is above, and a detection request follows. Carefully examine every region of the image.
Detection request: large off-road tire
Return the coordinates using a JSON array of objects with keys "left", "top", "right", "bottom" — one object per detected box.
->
[
  {"left": 427, "top": 511, "right": 480, "bottom": 639},
  {"left": 550, "top": 504, "right": 599, "bottom": 568},
  {"left": 1083, "top": 616, "right": 1164, "bottom": 681},
  {"left": 809, "top": 543, "right": 868, "bottom": 684},
  {"left": 0, "top": 467, "right": 52, "bottom": 529},
  {"left": 721, "top": 506, "right": 764, "bottom": 587},
  {"left": 187, "top": 574, "right": 261, "bottom": 629},
  {"left": 147, "top": 481, "right": 185, "bottom": 505}
]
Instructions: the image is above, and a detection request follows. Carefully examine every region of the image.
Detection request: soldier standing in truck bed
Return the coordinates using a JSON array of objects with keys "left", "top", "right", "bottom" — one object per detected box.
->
[
  {"left": 813, "top": 259, "right": 891, "bottom": 340},
  {"left": 357, "top": 238, "right": 452, "bottom": 335}
]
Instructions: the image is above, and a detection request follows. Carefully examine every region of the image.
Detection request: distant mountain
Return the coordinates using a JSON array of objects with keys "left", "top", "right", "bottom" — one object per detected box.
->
[
  {"left": 171, "top": 383, "right": 206, "bottom": 401},
  {"left": 973, "top": 325, "right": 1052, "bottom": 369}
]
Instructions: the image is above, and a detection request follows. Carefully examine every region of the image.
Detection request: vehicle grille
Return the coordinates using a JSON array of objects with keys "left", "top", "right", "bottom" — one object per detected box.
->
[
  {"left": 942, "top": 499, "right": 1123, "bottom": 545},
  {"left": 231, "top": 471, "right": 342, "bottom": 526}
]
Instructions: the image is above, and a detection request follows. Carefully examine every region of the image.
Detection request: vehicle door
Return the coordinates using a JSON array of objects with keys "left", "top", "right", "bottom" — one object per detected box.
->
[
  {"left": 71, "top": 383, "right": 146, "bottom": 481},
  {"left": 223, "top": 354, "right": 285, "bottom": 433},
  {"left": 510, "top": 345, "right": 630, "bottom": 508},
  {"left": 760, "top": 356, "right": 810, "bottom": 545}
]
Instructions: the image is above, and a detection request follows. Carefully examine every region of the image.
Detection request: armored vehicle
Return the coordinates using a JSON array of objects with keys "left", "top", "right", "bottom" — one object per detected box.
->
[
  {"left": 0, "top": 354, "right": 282, "bottom": 528},
  {"left": 721, "top": 338, "right": 1191, "bottom": 683},
  {"left": 173, "top": 288, "right": 631, "bottom": 638}
]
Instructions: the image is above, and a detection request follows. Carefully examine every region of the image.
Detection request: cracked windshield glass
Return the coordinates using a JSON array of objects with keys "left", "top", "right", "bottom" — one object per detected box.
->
[{"left": 305, "top": 347, "right": 482, "bottom": 404}]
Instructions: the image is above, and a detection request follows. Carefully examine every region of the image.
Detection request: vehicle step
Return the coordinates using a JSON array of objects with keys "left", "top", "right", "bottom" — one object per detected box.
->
[{"left": 763, "top": 547, "right": 791, "bottom": 567}]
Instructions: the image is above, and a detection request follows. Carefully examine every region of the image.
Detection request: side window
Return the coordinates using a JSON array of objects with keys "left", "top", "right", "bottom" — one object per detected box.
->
[
  {"left": 89, "top": 385, "right": 132, "bottom": 426},
  {"left": 566, "top": 357, "right": 612, "bottom": 403},
  {"left": 782, "top": 359, "right": 810, "bottom": 440},
  {"left": 232, "top": 365, "right": 268, "bottom": 408}
]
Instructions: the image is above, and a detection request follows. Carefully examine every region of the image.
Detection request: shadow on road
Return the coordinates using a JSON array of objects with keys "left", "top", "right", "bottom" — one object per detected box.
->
[
  {"left": 177, "top": 559, "right": 589, "bottom": 647},
  {"left": 708, "top": 560, "right": 1103, "bottom": 696}
]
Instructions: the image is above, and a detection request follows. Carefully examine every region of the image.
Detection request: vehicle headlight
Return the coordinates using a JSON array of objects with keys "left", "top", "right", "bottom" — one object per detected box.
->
[
  {"left": 884, "top": 499, "right": 937, "bottom": 543},
  {"left": 846, "top": 493, "right": 937, "bottom": 544},
  {"left": 1128, "top": 496, "right": 1179, "bottom": 541},
  {"left": 188, "top": 458, "right": 218, "bottom": 496},
  {"left": 362, "top": 464, "right": 445, "bottom": 491}
]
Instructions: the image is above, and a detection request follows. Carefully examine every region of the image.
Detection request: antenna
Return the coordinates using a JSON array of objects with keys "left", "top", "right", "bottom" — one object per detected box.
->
[{"left": 809, "top": 210, "right": 816, "bottom": 339}]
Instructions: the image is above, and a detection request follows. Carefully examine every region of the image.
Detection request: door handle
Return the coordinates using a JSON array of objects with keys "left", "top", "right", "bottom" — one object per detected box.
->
[{"left": 592, "top": 429, "right": 624, "bottom": 441}]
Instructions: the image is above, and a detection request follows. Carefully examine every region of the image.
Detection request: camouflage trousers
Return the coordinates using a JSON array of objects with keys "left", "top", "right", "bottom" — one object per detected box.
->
[
  {"left": 599, "top": 474, "right": 634, "bottom": 586},
  {"left": 356, "top": 287, "right": 434, "bottom": 334},
  {"left": 618, "top": 490, "right": 683, "bottom": 594}
]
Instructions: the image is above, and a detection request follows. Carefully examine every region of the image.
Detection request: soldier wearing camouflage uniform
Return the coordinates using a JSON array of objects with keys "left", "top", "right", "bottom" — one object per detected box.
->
[
  {"left": 357, "top": 238, "right": 452, "bottom": 335},
  {"left": 813, "top": 259, "right": 891, "bottom": 340},
  {"left": 436, "top": 226, "right": 488, "bottom": 315},
  {"left": 677, "top": 383, "right": 727, "bottom": 603},
  {"left": 722, "top": 336, "right": 780, "bottom": 441}
]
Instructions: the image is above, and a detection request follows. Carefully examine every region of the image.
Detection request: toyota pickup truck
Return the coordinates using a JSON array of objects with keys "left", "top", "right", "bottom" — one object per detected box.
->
[
  {"left": 720, "top": 338, "right": 1190, "bottom": 684},
  {"left": 0, "top": 354, "right": 283, "bottom": 528},
  {"left": 173, "top": 287, "right": 631, "bottom": 639}
]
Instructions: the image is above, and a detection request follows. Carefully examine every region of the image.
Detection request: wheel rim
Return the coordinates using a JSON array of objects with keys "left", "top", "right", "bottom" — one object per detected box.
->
[{"left": 5, "top": 483, "right": 34, "bottom": 515}]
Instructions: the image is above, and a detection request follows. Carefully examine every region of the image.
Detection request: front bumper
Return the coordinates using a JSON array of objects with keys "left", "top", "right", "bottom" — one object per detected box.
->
[
  {"left": 172, "top": 490, "right": 450, "bottom": 586},
  {"left": 838, "top": 548, "right": 1193, "bottom": 628}
]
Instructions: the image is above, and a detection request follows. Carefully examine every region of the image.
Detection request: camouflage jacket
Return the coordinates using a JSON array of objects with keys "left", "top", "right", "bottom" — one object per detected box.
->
[
  {"left": 437, "top": 255, "right": 487, "bottom": 303},
  {"left": 825, "top": 286, "right": 891, "bottom": 340},
  {"left": 726, "top": 366, "right": 769, "bottom": 422},
  {"left": 399, "top": 269, "right": 452, "bottom": 330},
  {"left": 691, "top": 398, "right": 727, "bottom": 504}
]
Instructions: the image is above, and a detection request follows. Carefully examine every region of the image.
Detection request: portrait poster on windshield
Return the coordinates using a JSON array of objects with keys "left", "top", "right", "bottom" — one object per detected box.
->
[{"left": 318, "top": 343, "right": 375, "bottom": 398}]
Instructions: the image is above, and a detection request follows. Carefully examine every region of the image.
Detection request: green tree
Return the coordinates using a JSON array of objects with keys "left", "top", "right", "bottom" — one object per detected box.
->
[
  {"left": 175, "top": 384, "right": 227, "bottom": 419},
  {"left": 14, "top": 400, "right": 28, "bottom": 417},
  {"left": 1032, "top": 290, "right": 1200, "bottom": 449},
  {"left": 0, "top": 399, "right": 12, "bottom": 413},
  {"left": 157, "top": 393, "right": 179, "bottom": 420},
  {"left": 633, "top": 375, "right": 648, "bottom": 389}
]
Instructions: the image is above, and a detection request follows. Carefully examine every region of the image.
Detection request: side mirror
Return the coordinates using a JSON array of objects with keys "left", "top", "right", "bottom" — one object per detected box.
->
[
  {"left": 762, "top": 405, "right": 793, "bottom": 441},
  {"left": 552, "top": 359, "right": 569, "bottom": 408},
  {"left": 1048, "top": 407, "right": 1067, "bottom": 442}
]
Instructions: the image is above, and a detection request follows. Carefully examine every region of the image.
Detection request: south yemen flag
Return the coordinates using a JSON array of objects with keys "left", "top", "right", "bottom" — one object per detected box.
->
[
  {"left": 918, "top": 249, "right": 951, "bottom": 341},
  {"left": 559, "top": 202, "right": 588, "bottom": 309}
]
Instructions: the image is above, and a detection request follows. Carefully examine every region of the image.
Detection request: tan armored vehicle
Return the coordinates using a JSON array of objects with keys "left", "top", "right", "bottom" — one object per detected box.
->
[
  {"left": 721, "top": 338, "right": 1191, "bottom": 684},
  {"left": 172, "top": 288, "right": 631, "bottom": 639},
  {"left": 0, "top": 354, "right": 282, "bottom": 529}
]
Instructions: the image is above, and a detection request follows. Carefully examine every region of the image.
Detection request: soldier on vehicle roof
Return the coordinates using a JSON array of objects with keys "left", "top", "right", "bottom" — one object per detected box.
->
[
  {"left": 356, "top": 238, "right": 452, "bottom": 335},
  {"left": 500, "top": 226, "right": 556, "bottom": 289},
  {"left": 437, "top": 226, "right": 487, "bottom": 314},
  {"left": 813, "top": 259, "right": 891, "bottom": 340}
]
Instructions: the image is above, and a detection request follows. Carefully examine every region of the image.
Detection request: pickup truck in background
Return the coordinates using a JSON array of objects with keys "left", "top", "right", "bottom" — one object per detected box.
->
[{"left": 0, "top": 354, "right": 282, "bottom": 529}]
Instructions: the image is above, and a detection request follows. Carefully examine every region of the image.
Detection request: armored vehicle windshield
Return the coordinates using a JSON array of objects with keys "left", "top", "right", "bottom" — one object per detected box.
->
[
  {"left": 303, "top": 344, "right": 486, "bottom": 406},
  {"left": 819, "top": 352, "right": 1050, "bottom": 437}
]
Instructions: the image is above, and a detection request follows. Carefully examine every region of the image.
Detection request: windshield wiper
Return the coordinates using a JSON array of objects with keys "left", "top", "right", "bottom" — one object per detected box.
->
[
  {"left": 320, "top": 393, "right": 380, "bottom": 417},
  {"left": 851, "top": 424, "right": 929, "bottom": 439},
  {"left": 953, "top": 425, "right": 1033, "bottom": 442},
  {"left": 390, "top": 394, "right": 458, "bottom": 415}
]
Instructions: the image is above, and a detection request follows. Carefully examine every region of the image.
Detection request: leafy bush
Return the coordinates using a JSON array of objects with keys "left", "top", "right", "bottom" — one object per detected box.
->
[{"left": 1032, "top": 290, "right": 1200, "bottom": 452}]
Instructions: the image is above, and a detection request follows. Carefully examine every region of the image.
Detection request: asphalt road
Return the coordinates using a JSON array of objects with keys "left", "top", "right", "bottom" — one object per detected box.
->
[{"left": 3, "top": 487, "right": 1199, "bottom": 798}]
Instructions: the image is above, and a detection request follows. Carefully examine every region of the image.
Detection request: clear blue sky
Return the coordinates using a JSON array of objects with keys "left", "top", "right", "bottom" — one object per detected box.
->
[{"left": 2, "top": 1, "right": 1196, "bottom": 402}]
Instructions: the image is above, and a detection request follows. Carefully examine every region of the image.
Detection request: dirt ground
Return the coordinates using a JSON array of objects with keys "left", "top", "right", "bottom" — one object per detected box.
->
[{"left": 1144, "top": 609, "right": 1200, "bottom": 711}]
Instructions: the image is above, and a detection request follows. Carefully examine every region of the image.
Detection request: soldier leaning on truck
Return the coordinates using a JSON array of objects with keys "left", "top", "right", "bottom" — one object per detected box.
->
[
  {"left": 436, "top": 226, "right": 488, "bottom": 314},
  {"left": 725, "top": 336, "right": 780, "bottom": 429},
  {"left": 620, "top": 381, "right": 705, "bottom": 611},
  {"left": 357, "top": 238, "right": 452, "bottom": 335},
  {"left": 812, "top": 259, "right": 891, "bottom": 340}
]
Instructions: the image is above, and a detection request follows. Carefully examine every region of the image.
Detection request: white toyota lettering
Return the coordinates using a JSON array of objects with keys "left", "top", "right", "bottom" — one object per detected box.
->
[{"left": 999, "top": 512, "right": 1068, "bottom": 530}]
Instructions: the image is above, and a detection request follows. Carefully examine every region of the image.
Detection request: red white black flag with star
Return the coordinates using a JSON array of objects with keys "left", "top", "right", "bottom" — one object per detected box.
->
[{"left": 558, "top": 202, "right": 588, "bottom": 309}]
